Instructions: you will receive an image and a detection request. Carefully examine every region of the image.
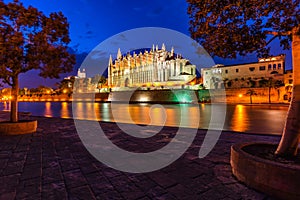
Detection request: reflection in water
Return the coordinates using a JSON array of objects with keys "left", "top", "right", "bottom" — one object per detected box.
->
[
  {"left": 231, "top": 105, "right": 249, "bottom": 132},
  {"left": 9, "top": 102, "right": 289, "bottom": 135},
  {"left": 44, "top": 102, "right": 52, "bottom": 117},
  {"left": 61, "top": 102, "right": 69, "bottom": 118}
]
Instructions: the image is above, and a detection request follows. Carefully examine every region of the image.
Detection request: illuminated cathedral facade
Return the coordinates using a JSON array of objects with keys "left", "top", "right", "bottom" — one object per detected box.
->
[{"left": 108, "top": 44, "right": 196, "bottom": 90}]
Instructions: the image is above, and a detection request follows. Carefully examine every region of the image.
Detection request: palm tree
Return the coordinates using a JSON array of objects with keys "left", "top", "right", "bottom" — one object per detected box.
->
[{"left": 246, "top": 89, "right": 257, "bottom": 104}]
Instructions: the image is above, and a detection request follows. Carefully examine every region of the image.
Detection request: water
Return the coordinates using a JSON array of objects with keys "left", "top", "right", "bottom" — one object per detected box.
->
[{"left": 0, "top": 102, "right": 288, "bottom": 135}]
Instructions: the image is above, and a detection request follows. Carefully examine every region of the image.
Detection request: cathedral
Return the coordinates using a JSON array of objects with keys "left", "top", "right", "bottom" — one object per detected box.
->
[{"left": 108, "top": 44, "right": 196, "bottom": 90}]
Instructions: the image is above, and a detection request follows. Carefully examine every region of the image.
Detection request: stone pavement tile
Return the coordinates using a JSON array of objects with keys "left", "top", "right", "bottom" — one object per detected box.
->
[
  {"left": 102, "top": 168, "right": 123, "bottom": 179},
  {"left": 68, "top": 185, "right": 96, "bottom": 200},
  {"left": 42, "top": 157, "right": 59, "bottom": 169},
  {"left": 59, "top": 158, "right": 79, "bottom": 172},
  {"left": 90, "top": 182, "right": 115, "bottom": 196},
  {"left": 0, "top": 158, "right": 9, "bottom": 174},
  {"left": 109, "top": 175, "right": 141, "bottom": 193},
  {"left": 20, "top": 163, "right": 41, "bottom": 180},
  {"left": 198, "top": 188, "right": 229, "bottom": 200},
  {"left": 79, "top": 162, "right": 99, "bottom": 175},
  {"left": 119, "top": 191, "right": 146, "bottom": 200},
  {"left": 95, "top": 192, "right": 124, "bottom": 200},
  {"left": 0, "top": 151, "right": 12, "bottom": 159},
  {"left": 166, "top": 183, "right": 196, "bottom": 199},
  {"left": 25, "top": 153, "right": 42, "bottom": 165},
  {"left": 225, "top": 183, "right": 268, "bottom": 200},
  {"left": 0, "top": 174, "right": 20, "bottom": 189},
  {"left": 15, "top": 179, "right": 41, "bottom": 199},
  {"left": 147, "top": 171, "right": 177, "bottom": 189},
  {"left": 42, "top": 182, "right": 67, "bottom": 200},
  {"left": 0, "top": 191, "right": 16, "bottom": 200},
  {"left": 2, "top": 161, "right": 25, "bottom": 176},
  {"left": 42, "top": 166, "right": 63, "bottom": 184},
  {"left": 63, "top": 169, "right": 88, "bottom": 189},
  {"left": 144, "top": 186, "right": 168, "bottom": 199},
  {"left": 9, "top": 151, "right": 27, "bottom": 162},
  {"left": 84, "top": 172, "right": 105, "bottom": 184},
  {"left": 126, "top": 174, "right": 157, "bottom": 193},
  {"left": 136, "top": 196, "right": 152, "bottom": 200}
]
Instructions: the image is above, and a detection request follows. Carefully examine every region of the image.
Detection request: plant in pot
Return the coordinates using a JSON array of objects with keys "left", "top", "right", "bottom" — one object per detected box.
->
[
  {"left": 187, "top": 1, "right": 300, "bottom": 199},
  {"left": 0, "top": 0, "right": 75, "bottom": 135}
]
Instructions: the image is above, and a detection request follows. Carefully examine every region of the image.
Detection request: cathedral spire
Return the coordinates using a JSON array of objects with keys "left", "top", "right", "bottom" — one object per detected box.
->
[
  {"left": 156, "top": 44, "right": 158, "bottom": 51},
  {"left": 162, "top": 43, "right": 166, "bottom": 51},
  {"left": 152, "top": 44, "right": 155, "bottom": 52},
  {"left": 117, "top": 48, "right": 122, "bottom": 60},
  {"left": 171, "top": 46, "right": 174, "bottom": 56},
  {"left": 108, "top": 55, "right": 113, "bottom": 66}
]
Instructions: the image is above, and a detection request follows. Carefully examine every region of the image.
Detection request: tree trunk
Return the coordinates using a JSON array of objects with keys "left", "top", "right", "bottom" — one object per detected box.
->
[
  {"left": 275, "top": 28, "right": 300, "bottom": 157},
  {"left": 10, "top": 75, "right": 19, "bottom": 122}
]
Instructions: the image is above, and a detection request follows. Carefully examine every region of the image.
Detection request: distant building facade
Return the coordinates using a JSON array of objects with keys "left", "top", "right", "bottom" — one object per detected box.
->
[
  {"left": 283, "top": 69, "right": 293, "bottom": 101},
  {"left": 107, "top": 44, "right": 196, "bottom": 90},
  {"left": 77, "top": 68, "right": 86, "bottom": 79},
  {"left": 202, "top": 54, "right": 286, "bottom": 89}
]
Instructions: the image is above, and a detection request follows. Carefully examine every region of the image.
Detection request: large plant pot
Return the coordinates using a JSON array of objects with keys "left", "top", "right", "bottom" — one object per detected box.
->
[
  {"left": 0, "top": 120, "right": 37, "bottom": 135},
  {"left": 230, "top": 142, "right": 300, "bottom": 200}
]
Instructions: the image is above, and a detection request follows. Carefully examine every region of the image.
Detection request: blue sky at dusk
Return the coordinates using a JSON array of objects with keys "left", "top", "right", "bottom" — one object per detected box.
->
[{"left": 4, "top": 0, "right": 293, "bottom": 88}]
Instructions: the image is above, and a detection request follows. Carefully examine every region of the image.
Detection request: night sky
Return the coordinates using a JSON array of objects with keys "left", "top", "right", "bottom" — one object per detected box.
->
[{"left": 4, "top": 0, "right": 292, "bottom": 88}]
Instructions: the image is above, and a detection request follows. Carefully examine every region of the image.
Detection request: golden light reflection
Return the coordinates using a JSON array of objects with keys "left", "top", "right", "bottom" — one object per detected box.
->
[
  {"left": 165, "top": 108, "right": 176, "bottom": 126},
  {"left": 61, "top": 102, "right": 69, "bottom": 118},
  {"left": 44, "top": 102, "right": 52, "bottom": 117},
  {"left": 128, "top": 105, "right": 151, "bottom": 125},
  {"left": 231, "top": 104, "right": 249, "bottom": 132},
  {"left": 150, "top": 106, "right": 165, "bottom": 126}
]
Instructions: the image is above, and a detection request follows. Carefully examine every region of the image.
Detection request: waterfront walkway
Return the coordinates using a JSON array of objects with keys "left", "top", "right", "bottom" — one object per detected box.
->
[{"left": 0, "top": 112, "right": 280, "bottom": 199}]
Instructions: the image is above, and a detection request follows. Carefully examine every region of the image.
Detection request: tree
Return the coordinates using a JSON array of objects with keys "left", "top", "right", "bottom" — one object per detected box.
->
[
  {"left": 58, "top": 76, "right": 75, "bottom": 93},
  {"left": 91, "top": 74, "right": 107, "bottom": 93},
  {"left": 246, "top": 89, "right": 257, "bottom": 104},
  {"left": 187, "top": 1, "right": 300, "bottom": 157},
  {"left": 259, "top": 78, "right": 284, "bottom": 103},
  {"left": 0, "top": 0, "right": 75, "bottom": 122}
]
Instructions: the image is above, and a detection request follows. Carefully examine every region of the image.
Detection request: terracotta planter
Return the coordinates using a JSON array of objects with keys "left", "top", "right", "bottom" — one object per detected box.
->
[
  {"left": 230, "top": 142, "right": 300, "bottom": 200},
  {"left": 0, "top": 120, "right": 37, "bottom": 135}
]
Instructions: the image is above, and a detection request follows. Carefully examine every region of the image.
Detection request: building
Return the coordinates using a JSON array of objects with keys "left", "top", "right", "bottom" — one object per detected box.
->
[
  {"left": 202, "top": 54, "right": 286, "bottom": 89},
  {"left": 107, "top": 44, "right": 197, "bottom": 90},
  {"left": 77, "top": 68, "right": 86, "bottom": 79}
]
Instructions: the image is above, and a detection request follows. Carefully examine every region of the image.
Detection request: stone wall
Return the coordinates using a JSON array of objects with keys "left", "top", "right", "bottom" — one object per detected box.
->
[
  {"left": 16, "top": 87, "right": 290, "bottom": 104},
  {"left": 18, "top": 93, "right": 110, "bottom": 102},
  {"left": 210, "top": 87, "right": 290, "bottom": 104}
]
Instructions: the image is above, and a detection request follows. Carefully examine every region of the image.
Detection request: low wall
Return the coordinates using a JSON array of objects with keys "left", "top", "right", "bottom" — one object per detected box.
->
[
  {"left": 108, "top": 89, "right": 211, "bottom": 103},
  {"left": 18, "top": 93, "right": 110, "bottom": 102},
  {"left": 211, "top": 87, "right": 289, "bottom": 104},
  {"left": 16, "top": 87, "right": 290, "bottom": 104}
]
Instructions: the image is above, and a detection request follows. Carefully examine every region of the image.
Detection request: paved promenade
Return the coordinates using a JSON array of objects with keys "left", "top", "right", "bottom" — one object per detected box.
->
[{"left": 0, "top": 112, "right": 280, "bottom": 200}]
